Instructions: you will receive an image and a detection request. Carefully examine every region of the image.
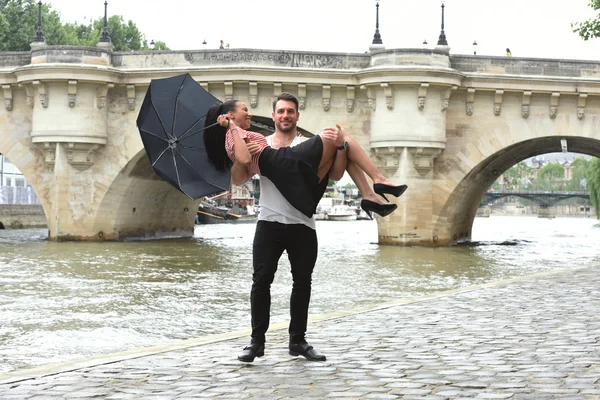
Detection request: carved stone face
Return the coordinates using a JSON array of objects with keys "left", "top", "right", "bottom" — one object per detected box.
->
[
  {"left": 522, "top": 105, "right": 530, "bottom": 118},
  {"left": 418, "top": 97, "right": 425, "bottom": 110},
  {"left": 68, "top": 94, "right": 76, "bottom": 108},
  {"left": 322, "top": 98, "right": 330, "bottom": 111},
  {"left": 577, "top": 107, "right": 585, "bottom": 119},
  {"left": 549, "top": 106, "right": 557, "bottom": 119},
  {"left": 250, "top": 95, "right": 258, "bottom": 108},
  {"left": 494, "top": 104, "right": 501, "bottom": 116},
  {"left": 368, "top": 98, "right": 376, "bottom": 111},
  {"left": 385, "top": 97, "right": 394, "bottom": 110},
  {"left": 299, "top": 97, "right": 306, "bottom": 110},
  {"left": 441, "top": 99, "right": 449, "bottom": 112},
  {"left": 4, "top": 99, "right": 12, "bottom": 111},
  {"left": 346, "top": 100, "right": 354, "bottom": 113},
  {"left": 466, "top": 102, "right": 474, "bottom": 116}
]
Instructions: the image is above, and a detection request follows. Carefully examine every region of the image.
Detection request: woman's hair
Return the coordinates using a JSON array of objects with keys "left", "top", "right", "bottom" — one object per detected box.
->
[{"left": 203, "top": 100, "right": 239, "bottom": 172}]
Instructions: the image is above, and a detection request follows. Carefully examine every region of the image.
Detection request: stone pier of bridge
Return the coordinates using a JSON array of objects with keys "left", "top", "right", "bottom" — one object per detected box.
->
[{"left": 2, "top": 43, "right": 600, "bottom": 245}]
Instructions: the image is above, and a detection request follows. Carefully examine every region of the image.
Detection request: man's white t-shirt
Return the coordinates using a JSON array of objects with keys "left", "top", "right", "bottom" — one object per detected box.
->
[{"left": 257, "top": 134, "right": 316, "bottom": 230}]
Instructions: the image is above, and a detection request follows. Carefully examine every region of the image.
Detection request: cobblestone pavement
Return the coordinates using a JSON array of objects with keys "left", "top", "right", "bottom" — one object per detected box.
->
[{"left": 1, "top": 267, "right": 599, "bottom": 399}]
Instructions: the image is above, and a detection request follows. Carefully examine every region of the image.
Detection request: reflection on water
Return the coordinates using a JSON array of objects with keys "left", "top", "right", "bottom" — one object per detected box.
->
[{"left": 1, "top": 216, "right": 599, "bottom": 372}]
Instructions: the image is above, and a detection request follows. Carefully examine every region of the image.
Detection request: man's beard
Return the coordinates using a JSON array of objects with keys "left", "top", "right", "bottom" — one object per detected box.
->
[{"left": 276, "top": 120, "right": 296, "bottom": 133}]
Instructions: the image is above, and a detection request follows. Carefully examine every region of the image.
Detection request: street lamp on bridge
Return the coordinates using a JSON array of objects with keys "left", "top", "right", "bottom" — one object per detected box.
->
[
  {"left": 437, "top": 0, "right": 448, "bottom": 47},
  {"left": 99, "top": 1, "right": 111, "bottom": 43},
  {"left": 372, "top": 1, "right": 383, "bottom": 45},
  {"left": 33, "top": 1, "right": 45, "bottom": 43}
]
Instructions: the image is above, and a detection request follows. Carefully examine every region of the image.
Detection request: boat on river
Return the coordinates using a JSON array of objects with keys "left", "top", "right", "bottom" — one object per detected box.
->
[
  {"left": 195, "top": 182, "right": 258, "bottom": 224},
  {"left": 327, "top": 204, "right": 358, "bottom": 221}
]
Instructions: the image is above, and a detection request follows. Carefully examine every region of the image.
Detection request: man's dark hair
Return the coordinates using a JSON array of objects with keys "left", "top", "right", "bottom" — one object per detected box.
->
[{"left": 272, "top": 92, "right": 299, "bottom": 112}]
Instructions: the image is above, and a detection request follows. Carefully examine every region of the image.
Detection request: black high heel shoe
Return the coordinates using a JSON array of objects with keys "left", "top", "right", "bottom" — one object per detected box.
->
[
  {"left": 373, "top": 183, "right": 408, "bottom": 202},
  {"left": 361, "top": 200, "right": 397, "bottom": 219}
]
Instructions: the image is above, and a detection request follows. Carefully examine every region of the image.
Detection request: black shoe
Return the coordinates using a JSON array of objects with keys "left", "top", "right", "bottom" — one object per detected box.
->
[
  {"left": 289, "top": 341, "right": 326, "bottom": 361},
  {"left": 237, "top": 342, "right": 265, "bottom": 362},
  {"left": 361, "top": 200, "right": 397, "bottom": 219},
  {"left": 373, "top": 183, "right": 408, "bottom": 202}
]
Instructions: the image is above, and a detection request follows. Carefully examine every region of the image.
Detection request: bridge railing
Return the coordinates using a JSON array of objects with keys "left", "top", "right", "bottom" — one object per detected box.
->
[
  {"left": 0, "top": 186, "right": 41, "bottom": 205},
  {"left": 486, "top": 189, "right": 589, "bottom": 195}
]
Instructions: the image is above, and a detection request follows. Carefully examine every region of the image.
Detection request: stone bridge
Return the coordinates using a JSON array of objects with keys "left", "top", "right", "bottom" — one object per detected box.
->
[{"left": 2, "top": 43, "right": 600, "bottom": 246}]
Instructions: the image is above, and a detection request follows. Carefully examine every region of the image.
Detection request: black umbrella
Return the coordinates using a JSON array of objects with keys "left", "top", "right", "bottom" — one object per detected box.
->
[{"left": 136, "top": 73, "right": 231, "bottom": 199}]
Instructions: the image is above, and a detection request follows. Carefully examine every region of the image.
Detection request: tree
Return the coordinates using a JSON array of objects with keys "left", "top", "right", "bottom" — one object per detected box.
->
[
  {"left": 587, "top": 157, "right": 600, "bottom": 218},
  {"left": 573, "top": 0, "right": 600, "bottom": 40},
  {"left": 566, "top": 157, "right": 590, "bottom": 191},
  {"left": 535, "top": 163, "right": 565, "bottom": 190},
  {"left": 502, "top": 161, "right": 532, "bottom": 190},
  {"left": 0, "top": 0, "right": 168, "bottom": 51}
]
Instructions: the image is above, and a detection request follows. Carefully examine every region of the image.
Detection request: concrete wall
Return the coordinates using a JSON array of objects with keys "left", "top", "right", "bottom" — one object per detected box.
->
[{"left": 0, "top": 204, "right": 46, "bottom": 229}]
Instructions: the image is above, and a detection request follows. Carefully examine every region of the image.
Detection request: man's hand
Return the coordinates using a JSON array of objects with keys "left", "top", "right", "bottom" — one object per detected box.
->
[{"left": 320, "top": 125, "right": 344, "bottom": 147}]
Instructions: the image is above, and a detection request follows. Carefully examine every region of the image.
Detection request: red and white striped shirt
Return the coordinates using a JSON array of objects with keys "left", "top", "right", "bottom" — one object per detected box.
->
[{"left": 224, "top": 127, "right": 268, "bottom": 175}]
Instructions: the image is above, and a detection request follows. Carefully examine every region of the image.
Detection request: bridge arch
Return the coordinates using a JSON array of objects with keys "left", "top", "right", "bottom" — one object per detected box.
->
[
  {"left": 0, "top": 114, "right": 50, "bottom": 228},
  {"left": 90, "top": 113, "right": 319, "bottom": 240},
  {"left": 434, "top": 135, "right": 600, "bottom": 245}
]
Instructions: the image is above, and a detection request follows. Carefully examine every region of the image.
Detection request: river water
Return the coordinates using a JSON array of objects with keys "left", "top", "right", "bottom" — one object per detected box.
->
[{"left": 1, "top": 216, "right": 599, "bottom": 373}]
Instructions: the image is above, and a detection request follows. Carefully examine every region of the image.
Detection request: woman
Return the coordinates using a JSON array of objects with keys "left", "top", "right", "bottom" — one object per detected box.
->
[{"left": 203, "top": 100, "right": 407, "bottom": 218}]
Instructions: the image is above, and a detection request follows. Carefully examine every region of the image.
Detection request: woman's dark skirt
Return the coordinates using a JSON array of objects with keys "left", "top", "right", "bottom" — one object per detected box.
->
[{"left": 258, "top": 136, "right": 329, "bottom": 218}]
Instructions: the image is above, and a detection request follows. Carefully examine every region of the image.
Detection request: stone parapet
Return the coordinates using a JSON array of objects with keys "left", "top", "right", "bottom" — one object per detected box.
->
[
  {"left": 30, "top": 46, "right": 112, "bottom": 66},
  {"left": 451, "top": 54, "right": 600, "bottom": 79},
  {"left": 0, "top": 52, "right": 31, "bottom": 69},
  {"left": 113, "top": 49, "right": 371, "bottom": 70}
]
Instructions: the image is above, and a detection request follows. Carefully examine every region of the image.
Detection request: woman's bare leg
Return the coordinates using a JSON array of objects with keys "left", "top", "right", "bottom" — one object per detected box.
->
[
  {"left": 343, "top": 134, "right": 394, "bottom": 186},
  {"left": 346, "top": 161, "right": 387, "bottom": 205},
  {"left": 317, "top": 136, "right": 338, "bottom": 181}
]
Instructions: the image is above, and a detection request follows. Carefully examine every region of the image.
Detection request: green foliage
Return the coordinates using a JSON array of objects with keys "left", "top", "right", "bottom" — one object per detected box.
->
[
  {"left": 537, "top": 163, "right": 565, "bottom": 182},
  {"left": 587, "top": 157, "right": 600, "bottom": 218},
  {"left": 502, "top": 161, "right": 532, "bottom": 189},
  {"left": 573, "top": 0, "right": 600, "bottom": 40},
  {"left": 566, "top": 158, "right": 590, "bottom": 190},
  {"left": 0, "top": 0, "right": 167, "bottom": 51}
]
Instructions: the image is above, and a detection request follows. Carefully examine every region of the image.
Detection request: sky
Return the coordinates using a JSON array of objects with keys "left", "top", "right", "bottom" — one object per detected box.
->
[{"left": 44, "top": 0, "right": 600, "bottom": 60}]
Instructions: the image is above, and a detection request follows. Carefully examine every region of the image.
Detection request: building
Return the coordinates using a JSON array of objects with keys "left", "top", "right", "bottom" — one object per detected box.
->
[{"left": 0, "top": 154, "right": 28, "bottom": 187}]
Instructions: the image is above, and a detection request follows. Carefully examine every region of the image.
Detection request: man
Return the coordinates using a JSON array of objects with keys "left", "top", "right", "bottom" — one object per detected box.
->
[{"left": 234, "top": 93, "right": 347, "bottom": 362}]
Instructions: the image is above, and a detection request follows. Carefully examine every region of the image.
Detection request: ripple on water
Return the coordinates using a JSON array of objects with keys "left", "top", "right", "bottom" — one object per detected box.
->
[{"left": 1, "top": 217, "right": 599, "bottom": 372}]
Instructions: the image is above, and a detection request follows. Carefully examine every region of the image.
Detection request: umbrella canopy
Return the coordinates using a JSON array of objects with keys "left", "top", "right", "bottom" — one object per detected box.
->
[{"left": 136, "top": 73, "right": 231, "bottom": 199}]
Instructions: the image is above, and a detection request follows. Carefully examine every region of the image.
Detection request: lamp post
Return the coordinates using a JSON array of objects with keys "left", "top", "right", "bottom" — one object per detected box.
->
[
  {"left": 473, "top": 40, "right": 478, "bottom": 55},
  {"left": 99, "top": 1, "right": 111, "bottom": 43},
  {"left": 423, "top": 39, "right": 428, "bottom": 45},
  {"left": 202, "top": 39, "right": 207, "bottom": 47},
  {"left": 150, "top": 40, "right": 155, "bottom": 50},
  {"left": 33, "top": 1, "right": 45, "bottom": 42},
  {"left": 372, "top": 1, "right": 383, "bottom": 45},
  {"left": 437, "top": 0, "right": 448, "bottom": 47}
]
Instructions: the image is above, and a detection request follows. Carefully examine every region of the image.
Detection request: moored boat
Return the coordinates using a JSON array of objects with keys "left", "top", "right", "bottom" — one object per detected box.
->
[
  {"left": 327, "top": 204, "right": 358, "bottom": 221},
  {"left": 195, "top": 182, "right": 258, "bottom": 225}
]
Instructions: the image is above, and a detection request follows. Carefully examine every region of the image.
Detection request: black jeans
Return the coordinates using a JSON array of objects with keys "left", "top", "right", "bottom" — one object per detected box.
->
[{"left": 251, "top": 220, "right": 318, "bottom": 344}]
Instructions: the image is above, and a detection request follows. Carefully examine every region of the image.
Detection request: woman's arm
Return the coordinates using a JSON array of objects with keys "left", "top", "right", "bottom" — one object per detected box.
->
[
  {"left": 217, "top": 115, "right": 252, "bottom": 166},
  {"left": 231, "top": 162, "right": 253, "bottom": 186}
]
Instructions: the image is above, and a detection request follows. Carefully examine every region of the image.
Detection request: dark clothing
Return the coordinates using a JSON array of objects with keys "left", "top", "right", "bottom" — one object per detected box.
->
[
  {"left": 258, "top": 136, "right": 324, "bottom": 218},
  {"left": 251, "top": 221, "right": 318, "bottom": 344}
]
